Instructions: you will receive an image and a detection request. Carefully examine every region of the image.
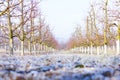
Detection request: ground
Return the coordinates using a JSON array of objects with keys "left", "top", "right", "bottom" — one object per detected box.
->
[{"left": 0, "top": 52, "right": 120, "bottom": 80}]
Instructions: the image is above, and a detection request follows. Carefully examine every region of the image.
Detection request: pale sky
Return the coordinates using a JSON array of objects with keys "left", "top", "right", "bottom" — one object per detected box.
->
[{"left": 41, "top": 0, "right": 91, "bottom": 42}]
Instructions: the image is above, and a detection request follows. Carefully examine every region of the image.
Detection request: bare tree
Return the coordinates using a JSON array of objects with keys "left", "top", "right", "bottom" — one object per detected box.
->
[
  {"left": 0, "top": 0, "right": 57, "bottom": 55},
  {"left": 0, "top": 1, "right": 9, "bottom": 16}
]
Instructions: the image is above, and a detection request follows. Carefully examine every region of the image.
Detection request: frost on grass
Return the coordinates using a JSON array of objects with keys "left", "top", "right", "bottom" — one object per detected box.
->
[{"left": 0, "top": 53, "right": 120, "bottom": 80}]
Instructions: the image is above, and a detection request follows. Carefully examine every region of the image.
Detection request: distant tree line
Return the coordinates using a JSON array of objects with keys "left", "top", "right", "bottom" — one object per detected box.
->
[{"left": 67, "top": 0, "right": 120, "bottom": 50}]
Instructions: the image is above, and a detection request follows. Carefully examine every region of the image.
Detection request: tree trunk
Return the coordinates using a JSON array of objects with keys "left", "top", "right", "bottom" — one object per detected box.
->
[
  {"left": 116, "top": 40, "right": 120, "bottom": 55},
  {"left": 87, "top": 46, "right": 90, "bottom": 54},
  {"left": 5, "top": 43, "right": 7, "bottom": 54},
  {"left": 7, "top": 0, "right": 14, "bottom": 55},
  {"left": 90, "top": 45, "right": 93, "bottom": 55},
  {"left": 104, "top": 44, "right": 107, "bottom": 54},
  {"left": 104, "top": 0, "right": 108, "bottom": 54},
  {"left": 116, "top": 26, "right": 120, "bottom": 55},
  {"left": 21, "top": 40, "right": 24, "bottom": 56},
  {"left": 20, "top": 0, "right": 24, "bottom": 56},
  {"left": 97, "top": 46, "right": 100, "bottom": 55},
  {"left": 9, "top": 38, "right": 13, "bottom": 55},
  {"left": 29, "top": 40, "right": 31, "bottom": 55}
]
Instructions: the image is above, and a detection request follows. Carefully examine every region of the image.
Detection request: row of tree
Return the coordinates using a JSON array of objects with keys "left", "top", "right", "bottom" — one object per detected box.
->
[
  {"left": 0, "top": 0, "right": 59, "bottom": 55},
  {"left": 67, "top": 0, "right": 120, "bottom": 52}
]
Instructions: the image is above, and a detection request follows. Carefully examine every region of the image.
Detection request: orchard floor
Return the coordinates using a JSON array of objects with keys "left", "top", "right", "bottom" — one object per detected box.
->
[{"left": 0, "top": 52, "right": 120, "bottom": 80}]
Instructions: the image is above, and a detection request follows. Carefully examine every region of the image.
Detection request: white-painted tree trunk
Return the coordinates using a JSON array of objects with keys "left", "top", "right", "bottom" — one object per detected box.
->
[
  {"left": 112, "top": 45, "right": 115, "bottom": 53},
  {"left": 79, "top": 47, "right": 81, "bottom": 53},
  {"left": 104, "top": 44, "right": 107, "bottom": 54},
  {"left": 33, "top": 44, "right": 36, "bottom": 55},
  {"left": 5, "top": 43, "right": 7, "bottom": 54},
  {"left": 44, "top": 45, "right": 46, "bottom": 51},
  {"left": 81, "top": 47, "right": 83, "bottom": 53},
  {"left": 87, "top": 46, "right": 90, "bottom": 54},
  {"left": 46, "top": 45, "right": 48, "bottom": 52},
  {"left": 84, "top": 47, "right": 86, "bottom": 53},
  {"left": 116, "top": 40, "right": 120, "bottom": 55},
  {"left": 9, "top": 38, "right": 13, "bottom": 55},
  {"left": 90, "top": 45, "right": 93, "bottom": 55},
  {"left": 21, "top": 40, "right": 24, "bottom": 55},
  {"left": 39, "top": 44, "right": 41, "bottom": 51},
  {"left": 29, "top": 41, "right": 31, "bottom": 55},
  {"left": 97, "top": 46, "right": 100, "bottom": 55}
]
